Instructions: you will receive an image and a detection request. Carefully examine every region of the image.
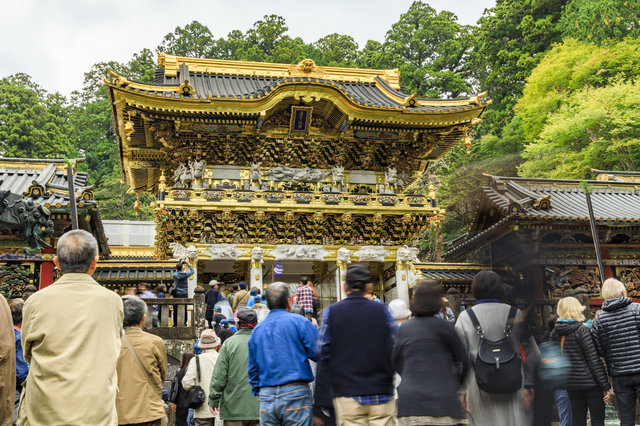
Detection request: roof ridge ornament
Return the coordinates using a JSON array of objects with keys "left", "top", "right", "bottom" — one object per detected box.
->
[{"left": 288, "top": 59, "right": 326, "bottom": 79}]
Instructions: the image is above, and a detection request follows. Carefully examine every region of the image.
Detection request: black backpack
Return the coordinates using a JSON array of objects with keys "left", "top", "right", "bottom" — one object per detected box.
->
[
  {"left": 167, "top": 370, "right": 180, "bottom": 403},
  {"left": 467, "top": 305, "right": 522, "bottom": 394}
]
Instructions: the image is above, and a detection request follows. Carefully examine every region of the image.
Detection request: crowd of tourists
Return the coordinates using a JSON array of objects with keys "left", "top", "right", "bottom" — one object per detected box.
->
[{"left": 3, "top": 229, "right": 640, "bottom": 426}]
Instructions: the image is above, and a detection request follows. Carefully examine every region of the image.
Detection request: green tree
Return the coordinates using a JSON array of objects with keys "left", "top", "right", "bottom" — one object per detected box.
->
[
  {"left": 0, "top": 74, "right": 75, "bottom": 158},
  {"left": 156, "top": 21, "right": 216, "bottom": 58},
  {"left": 94, "top": 166, "right": 154, "bottom": 220},
  {"left": 520, "top": 77, "right": 640, "bottom": 178},
  {"left": 312, "top": 33, "right": 360, "bottom": 66},
  {"left": 384, "top": 1, "right": 475, "bottom": 98},
  {"left": 475, "top": 0, "right": 567, "bottom": 135},
  {"left": 560, "top": 0, "right": 640, "bottom": 44}
]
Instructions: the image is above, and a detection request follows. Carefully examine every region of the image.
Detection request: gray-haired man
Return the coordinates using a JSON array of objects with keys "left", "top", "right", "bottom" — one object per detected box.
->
[
  {"left": 18, "top": 230, "right": 124, "bottom": 426},
  {"left": 116, "top": 298, "right": 167, "bottom": 426}
]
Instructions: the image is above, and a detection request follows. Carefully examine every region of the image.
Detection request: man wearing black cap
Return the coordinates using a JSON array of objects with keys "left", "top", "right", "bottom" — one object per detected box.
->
[
  {"left": 319, "top": 265, "right": 398, "bottom": 426},
  {"left": 209, "top": 308, "right": 259, "bottom": 426}
]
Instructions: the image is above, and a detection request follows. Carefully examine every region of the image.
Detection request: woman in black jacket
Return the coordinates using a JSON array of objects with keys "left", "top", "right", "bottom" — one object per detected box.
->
[
  {"left": 551, "top": 297, "right": 610, "bottom": 426},
  {"left": 392, "top": 281, "right": 469, "bottom": 426}
]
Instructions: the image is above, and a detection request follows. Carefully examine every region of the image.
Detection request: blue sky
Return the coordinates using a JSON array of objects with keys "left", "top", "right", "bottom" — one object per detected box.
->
[{"left": 0, "top": 0, "right": 495, "bottom": 96}]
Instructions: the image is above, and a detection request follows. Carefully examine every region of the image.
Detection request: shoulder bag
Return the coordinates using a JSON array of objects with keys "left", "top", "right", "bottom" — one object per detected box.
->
[
  {"left": 122, "top": 335, "right": 169, "bottom": 426},
  {"left": 186, "top": 354, "right": 206, "bottom": 409}
]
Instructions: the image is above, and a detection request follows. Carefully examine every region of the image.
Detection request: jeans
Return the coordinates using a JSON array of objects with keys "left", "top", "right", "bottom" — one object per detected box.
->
[
  {"left": 259, "top": 384, "right": 312, "bottom": 426},
  {"left": 552, "top": 388, "right": 572, "bottom": 426},
  {"left": 173, "top": 293, "right": 188, "bottom": 327},
  {"left": 13, "top": 388, "right": 20, "bottom": 426},
  {"left": 612, "top": 373, "right": 640, "bottom": 426},
  {"left": 567, "top": 387, "right": 605, "bottom": 426}
]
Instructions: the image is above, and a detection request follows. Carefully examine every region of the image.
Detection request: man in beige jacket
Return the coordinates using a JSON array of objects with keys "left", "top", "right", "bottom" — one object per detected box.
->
[
  {"left": 117, "top": 297, "right": 167, "bottom": 425},
  {"left": 17, "top": 230, "right": 124, "bottom": 426},
  {"left": 0, "top": 293, "right": 15, "bottom": 426}
]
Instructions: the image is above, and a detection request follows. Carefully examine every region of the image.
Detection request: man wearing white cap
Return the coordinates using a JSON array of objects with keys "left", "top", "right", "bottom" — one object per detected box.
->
[
  {"left": 205, "top": 280, "right": 222, "bottom": 329},
  {"left": 388, "top": 299, "right": 411, "bottom": 325}
]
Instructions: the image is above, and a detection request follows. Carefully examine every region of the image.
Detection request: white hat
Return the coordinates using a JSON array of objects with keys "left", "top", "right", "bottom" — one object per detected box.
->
[
  {"left": 389, "top": 299, "right": 411, "bottom": 320},
  {"left": 209, "top": 279, "right": 220, "bottom": 287}
]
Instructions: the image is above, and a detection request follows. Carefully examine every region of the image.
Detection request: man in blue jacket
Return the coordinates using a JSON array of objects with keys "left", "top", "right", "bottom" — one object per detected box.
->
[
  {"left": 319, "top": 265, "right": 398, "bottom": 426},
  {"left": 248, "top": 282, "right": 318, "bottom": 426},
  {"left": 11, "top": 299, "right": 29, "bottom": 425},
  {"left": 172, "top": 259, "right": 194, "bottom": 326}
]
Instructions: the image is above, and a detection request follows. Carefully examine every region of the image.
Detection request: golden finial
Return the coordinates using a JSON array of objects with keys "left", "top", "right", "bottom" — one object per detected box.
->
[
  {"left": 134, "top": 194, "right": 141, "bottom": 215},
  {"left": 463, "top": 135, "right": 472, "bottom": 155}
]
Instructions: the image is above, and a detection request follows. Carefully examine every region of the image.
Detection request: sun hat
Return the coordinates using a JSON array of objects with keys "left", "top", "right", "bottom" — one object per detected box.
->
[{"left": 199, "top": 329, "right": 221, "bottom": 349}]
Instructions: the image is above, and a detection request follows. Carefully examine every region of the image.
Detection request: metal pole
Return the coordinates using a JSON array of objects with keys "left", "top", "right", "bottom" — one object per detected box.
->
[
  {"left": 67, "top": 163, "right": 78, "bottom": 230},
  {"left": 585, "top": 191, "right": 605, "bottom": 283}
]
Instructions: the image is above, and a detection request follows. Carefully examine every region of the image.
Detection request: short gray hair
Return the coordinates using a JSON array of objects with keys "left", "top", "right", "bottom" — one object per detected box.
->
[
  {"left": 57, "top": 230, "right": 98, "bottom": 273},
  {"left": 123, "top": 298, "right": 147, "bottom": 327},
  {"left": 265, "top": 282, "right": 290, "bottom": 310}
]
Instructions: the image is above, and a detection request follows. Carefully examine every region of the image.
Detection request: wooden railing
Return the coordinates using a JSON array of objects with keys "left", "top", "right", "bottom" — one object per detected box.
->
[{"left": 140, "top": 286, "right": 206, "bottom": 340}]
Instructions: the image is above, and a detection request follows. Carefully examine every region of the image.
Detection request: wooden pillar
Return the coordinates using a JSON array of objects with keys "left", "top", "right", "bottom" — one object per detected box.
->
[
  {"left": 601, "top": 247, "right": 613, "bottom": 279},
  {"left": 39, "top": 246, "right": 56, "bottom": 289},
  {"left": 531, "top": 265, "right": 545, "bottom": 299}
]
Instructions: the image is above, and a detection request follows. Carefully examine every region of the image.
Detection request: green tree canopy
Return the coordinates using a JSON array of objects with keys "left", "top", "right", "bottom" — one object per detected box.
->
[
  {"left": 384, "top": 1, "right": 475, "bottom": 98},
  {"left": 560, "top": 0, "right": 640, "bottom": 44},
  {"left": 520, "top": 77, "right": 640, "bottom": 178},
  {"left": 0, "top": 74, "right": 75, "bottom": 158},
  {"left": 157, "top": 21, "right": 216, "bottom": 57}
]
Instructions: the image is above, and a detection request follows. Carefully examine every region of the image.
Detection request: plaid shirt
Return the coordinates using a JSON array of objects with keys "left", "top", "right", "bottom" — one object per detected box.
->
[
  {"left": 295, "top": 285, "right": 314, "bottom": 310},
  {"left": 353, "top": 395, "right": 393, "bottom": 405}
]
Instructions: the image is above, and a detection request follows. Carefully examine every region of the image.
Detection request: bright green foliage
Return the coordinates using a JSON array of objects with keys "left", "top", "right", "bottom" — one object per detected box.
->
[
  {"left": 0, "top": 74, "right": 75, "bottom": 159},
  {"left": 561, "top": 0, "right": 640, "bottom": 44},
  {"left": 384, "top": 1, "right": 475, "bottom": 98},
  {"left": 520, "top": 78, "right": 640, "bottom": 178},
  {"left": 475, "top": 0, "right": 567, "bottom": 135},
  {"left": 517, "top": 38, "right": 640, "bottom": 144}
]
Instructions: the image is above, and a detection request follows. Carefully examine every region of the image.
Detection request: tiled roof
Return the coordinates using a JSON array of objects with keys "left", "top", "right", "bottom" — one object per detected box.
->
[
  {"left": 127, "top": 68, "right": 488, "bottom": 114},
  {"left": 94, "top": 265, "right": 174, "bottom": 283},
  {"left": 420, "top": 268, "right": 479, "bottom": 282},
  {"left": 482, "top": 175, "right": 640, "bottom": 222},
  {"left": 0, "top": 159, "right": 96, "bottom": 209},
  {"left": 445, "top": 174, "right": 640, "bottom": 258}
]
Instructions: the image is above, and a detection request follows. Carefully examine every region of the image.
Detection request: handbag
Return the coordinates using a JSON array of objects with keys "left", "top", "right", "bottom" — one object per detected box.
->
[
  {"left": 169, "top": 285, "right": 177, "bottom": 297},
  {"left": 186, "top": 354, "right": 206, "bottom": 409},
  {"left": 122, "top": 335, "right": 169, "bottom": 426}
]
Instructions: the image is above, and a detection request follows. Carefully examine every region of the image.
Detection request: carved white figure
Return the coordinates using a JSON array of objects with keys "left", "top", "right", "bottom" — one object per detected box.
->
[
  {"left": 265, "top": 165, "right": 296, "bottom": 180},
  {"left": 172, "top": 163, "right": 193, "bottom": 188},
  {"left": 251, "top": 246, "right": 264, "bottom": 265},
  {"left": 204, "top": 244, "right": 244, "bottom": 260},
  {"left": 250, "top": 163, "right": 262, "bottom": 186},
  {"left": 385, "top": 167, "right": 398, "bottom": 192},
  {"left": 396, "top": 245, "right": 420, "bottom": 264},
  {"left": 269, "top": 245, "right": 328, "bottom": 261},
  {"left": 332, "top": 166, "right": 344, "bottom": 187},
  {"left": 337, "top": 247, "right": 352, "bottom": 264},
  {"left": 265, "top": 165, "right": 329, "bottom": 182},
  {"left": 170, "top": 242, "right": 199, "bottom": 261},
  {"left": 189, "top": 158, "right": 207, "bottom": 189},
  {"left": 190, "top": 158, "right": 207, "bottom": 179},
  {"left": 356, "top": 246, "right": 390, "bottom": 262}
]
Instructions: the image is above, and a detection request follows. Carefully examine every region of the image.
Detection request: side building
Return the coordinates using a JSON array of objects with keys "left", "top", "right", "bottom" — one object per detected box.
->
[
  {"left": 443, "top": 173, "right": 640, "bottom": 304},
  {"left": 0, "top": 157, "right": 108, "bottom": 298},
  {"left": 106, "top": 54, "right": 490, "bottom": 305}
]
